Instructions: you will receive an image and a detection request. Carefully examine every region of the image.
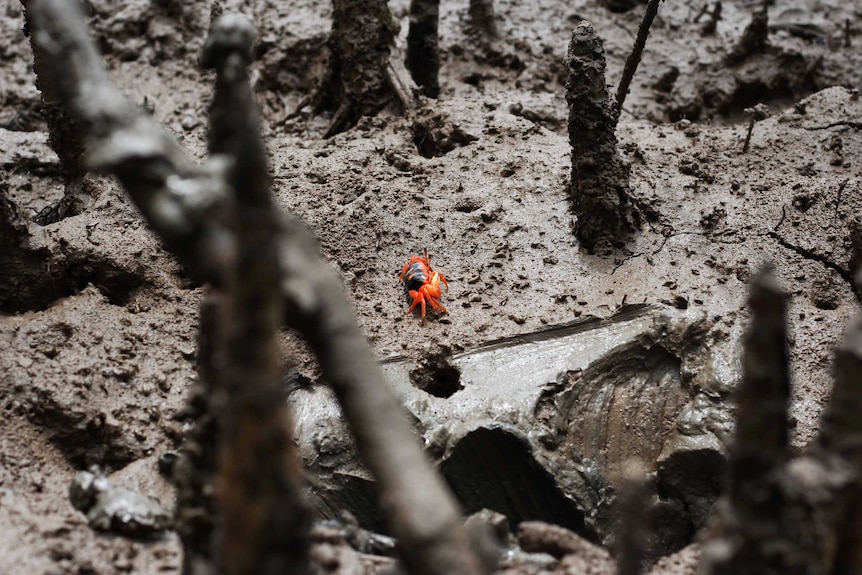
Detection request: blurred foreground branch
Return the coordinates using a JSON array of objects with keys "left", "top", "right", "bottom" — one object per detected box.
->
[
  {"left": 201, "top": 15, "right": 312, "bottom": 575},
  {"left": 24, "top": 2, "right": 485, "bottom": 574},
  {"left": 699, "top": 268, "right": 861, "bottom": 575}
]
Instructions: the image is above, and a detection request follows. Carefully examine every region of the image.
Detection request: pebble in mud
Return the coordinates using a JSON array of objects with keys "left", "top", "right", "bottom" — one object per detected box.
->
[{"left": 69, "top": 470, "right": 171, "bottom": 538}]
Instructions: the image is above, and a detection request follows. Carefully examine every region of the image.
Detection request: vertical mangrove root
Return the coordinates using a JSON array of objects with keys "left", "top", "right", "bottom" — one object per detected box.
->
[
  {"left": 314, "top": 0, "right": 413, "bottom": 137},
  {"left": 172, "top": 296, "right": 222, "bottom": 575},
  {"left": 700, "top": 266, "right": 861, "bottom": 575},
  {"left": 566, "top": 21, "right": 639, "bottom": 254},
  {"left": 728, "top": 267, "right": 790, "bottom": 503},
  {"left": 406, "top": 0, "right": 441, "bottom": 98},
  {"left": 202, "top": 14, "right": 313, "bottom": 575}
]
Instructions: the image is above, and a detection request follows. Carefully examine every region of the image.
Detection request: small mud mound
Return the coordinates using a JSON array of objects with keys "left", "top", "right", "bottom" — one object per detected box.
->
[{"left": 411, "top": 108, "right": 478, "bottom": 158}]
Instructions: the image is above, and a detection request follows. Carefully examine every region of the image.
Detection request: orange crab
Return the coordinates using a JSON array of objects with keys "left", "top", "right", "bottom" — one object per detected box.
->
[{"left": 399, "top": 249, "right": 449, "bottom": 324}]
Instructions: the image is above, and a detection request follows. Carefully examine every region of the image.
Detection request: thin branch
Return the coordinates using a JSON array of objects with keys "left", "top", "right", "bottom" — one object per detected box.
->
[
  {"left": 24, "top": 2, "right": 486, "bottom": 574},
  {"left": 614, "top": 0, "right": 662, "bottom": 120}
]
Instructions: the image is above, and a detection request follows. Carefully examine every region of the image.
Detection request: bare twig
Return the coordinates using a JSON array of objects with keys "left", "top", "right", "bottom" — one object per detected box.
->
[
  {"left": 614, "top": 0, "right": 662, "bottom": 120},
  {"left": 742, "top": 104, "right": 770, "bottom": 153},
  {"left": 24, "top": 3, "right": 485, "bottom": 574},
  {"left": 691, "top": 3, "right": 709, "bottom": 23},
  {"left": 386, "top": 53, "right": 418, "bottom": 113}
]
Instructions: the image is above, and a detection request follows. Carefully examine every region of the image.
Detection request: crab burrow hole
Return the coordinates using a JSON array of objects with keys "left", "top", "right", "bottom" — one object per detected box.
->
[{"left": 409, "top": 347, "right": 463, "bottom": 398}]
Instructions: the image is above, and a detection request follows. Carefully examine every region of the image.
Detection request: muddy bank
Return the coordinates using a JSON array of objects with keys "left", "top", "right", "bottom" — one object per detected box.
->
[{"left": 1, "top": 0, "right": 861, "bottom": 573}]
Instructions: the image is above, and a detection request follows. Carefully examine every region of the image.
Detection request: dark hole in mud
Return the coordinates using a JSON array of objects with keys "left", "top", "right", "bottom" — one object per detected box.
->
[
  {"left": 599, "top": 0, "right": 648, "bottom": 13},
  {"left": 68, "top": 262, "right": 146, "bottom": 307},
  {"left": 441, "top": 427, "right": 586, "bottom": 536},
  {"left": 0, "top": 260, "right": 146, "bottom": 313},
  {"left": 409, "top": 362, "right": 463, "bottom": 398},
  {"left": 720, "top": 81, "right": 794, "bottom": 118},
  {"left": 28, "top": 404, "right": 144, "bottom": 472},
  {"left": 792, "top": 193, "right": 815, "bottom": 212},
  {"left": 411, "top": 111, "right": 478, "bottom": 158},
  {"left": 655, "top": 445, "right": 728, "bottom": 546}
]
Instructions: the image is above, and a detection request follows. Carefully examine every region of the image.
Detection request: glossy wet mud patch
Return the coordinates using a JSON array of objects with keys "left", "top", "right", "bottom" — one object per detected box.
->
[{"left": 296, "top": 305, "right": 730, "bottom": 557}]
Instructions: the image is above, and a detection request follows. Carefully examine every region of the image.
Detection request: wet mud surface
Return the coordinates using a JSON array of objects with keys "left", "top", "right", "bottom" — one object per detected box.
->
[{"left": 1, "top": 0, "right": 861, "bottom": 573}]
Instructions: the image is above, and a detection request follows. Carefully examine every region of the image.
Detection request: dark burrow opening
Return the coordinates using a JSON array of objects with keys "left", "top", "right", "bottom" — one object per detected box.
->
[
  {"left": 409, "top": 362, "right": 463, "bottom": 398},
  {"left": 409, "top": 350, "right": 464, "bottom": 398},
  {"left": 441, "top": 426, "right": 587, "bottom": 536},
  {"left": 0, "top": 254, "right": 146, "bottom": 313}
]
